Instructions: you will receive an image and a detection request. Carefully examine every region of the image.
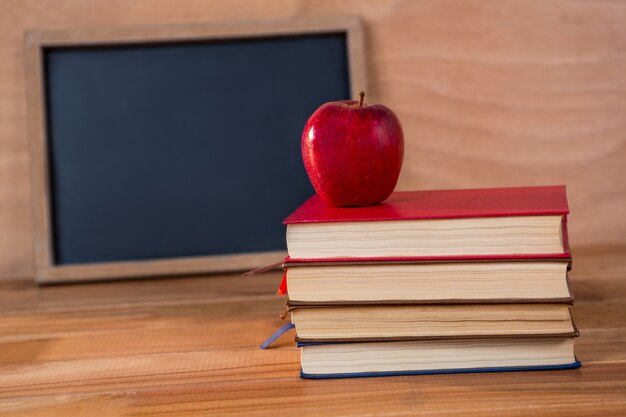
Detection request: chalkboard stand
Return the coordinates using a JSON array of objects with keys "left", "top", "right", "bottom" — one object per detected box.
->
[{"left": 25, "top": 17, "right": 366, "bottom": 283}]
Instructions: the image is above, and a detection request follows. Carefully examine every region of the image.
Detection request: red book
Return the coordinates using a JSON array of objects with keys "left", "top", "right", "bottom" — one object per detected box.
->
[{"left": 284, "top": 185, "right": 570, "bottom": 263}]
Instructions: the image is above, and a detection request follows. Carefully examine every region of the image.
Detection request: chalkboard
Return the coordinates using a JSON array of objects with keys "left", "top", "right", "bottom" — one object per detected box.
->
[{"left": 25, "top": 18, "right": 366, "bottom": 283}]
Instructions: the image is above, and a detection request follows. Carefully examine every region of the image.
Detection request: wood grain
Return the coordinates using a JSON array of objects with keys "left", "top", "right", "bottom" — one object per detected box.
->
[
  {"left": 1, "top": 0, "right": 626, "bottom": 280},
  {"left": 0, "top": 246, "right": 624, "bottom": 416}
]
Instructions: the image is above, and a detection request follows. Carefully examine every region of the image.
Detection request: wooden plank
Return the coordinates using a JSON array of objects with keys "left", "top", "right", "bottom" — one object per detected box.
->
[
  {"left": 2, "top": 363, "right": 625, "bottom": 417},
  {"left": 0, "top": 247, "right": 624, "bottom": 415},
  {"left": 3, "top": 0, "right": 626, "bottom": 280},
  {"left": 35, "top": 251, "right": 288, "bottom": 284}
]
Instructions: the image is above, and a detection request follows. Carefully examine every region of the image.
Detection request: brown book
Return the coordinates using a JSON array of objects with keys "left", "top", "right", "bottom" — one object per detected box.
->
[
  {"left": 285, "top": 260, "right": 573, "bottom": 305},
  {"left": 290, "top": 303, "right": 579, "bottom": 343}
]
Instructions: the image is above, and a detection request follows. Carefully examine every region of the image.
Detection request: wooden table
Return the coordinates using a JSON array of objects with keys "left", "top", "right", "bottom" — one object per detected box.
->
[{"left": 0, "top": 247, "right": 625, "bottom": 416}]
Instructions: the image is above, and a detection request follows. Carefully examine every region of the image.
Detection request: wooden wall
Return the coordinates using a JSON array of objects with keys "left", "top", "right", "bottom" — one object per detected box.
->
[{"left": 1, "top": 0, "right": 625, "bottom": 280}]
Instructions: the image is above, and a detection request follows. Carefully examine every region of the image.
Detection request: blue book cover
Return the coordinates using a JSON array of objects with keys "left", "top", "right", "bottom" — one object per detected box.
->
[{"left": 300, "top": 360, "right": 581, "bottom": 379}]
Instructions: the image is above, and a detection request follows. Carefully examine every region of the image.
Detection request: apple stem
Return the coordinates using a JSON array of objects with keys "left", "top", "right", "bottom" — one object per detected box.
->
[{"left": 359, "top": 91, "right": 365, "bottom": 106}]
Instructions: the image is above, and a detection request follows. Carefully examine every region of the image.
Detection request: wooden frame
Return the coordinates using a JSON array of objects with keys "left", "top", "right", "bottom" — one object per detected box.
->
[{"left": 25, "top": 16, "right": 366, "bottom": 284}]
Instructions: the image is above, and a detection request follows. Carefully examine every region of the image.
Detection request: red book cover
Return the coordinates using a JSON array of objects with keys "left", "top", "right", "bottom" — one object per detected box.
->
[
  {"left": 284, "top": 185, "right": 569, "bottom": 224},
  {"left": 283, "top": 185, "right": 571, "bottom": 263}
]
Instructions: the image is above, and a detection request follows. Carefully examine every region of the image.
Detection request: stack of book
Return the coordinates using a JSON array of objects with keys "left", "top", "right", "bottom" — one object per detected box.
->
[{"left": 281, "top": 185, "right": 580, "bottom": 379}]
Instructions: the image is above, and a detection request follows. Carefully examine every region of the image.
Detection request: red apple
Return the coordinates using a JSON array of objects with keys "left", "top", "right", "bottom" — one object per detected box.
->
[{"left": 301, "top": 91, "right": 404, "bottom": 207}]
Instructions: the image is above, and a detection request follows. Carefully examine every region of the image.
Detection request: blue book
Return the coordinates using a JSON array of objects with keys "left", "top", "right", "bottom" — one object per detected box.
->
[{"left": 298, "top": 338, "right": 580, "bottom": 379}]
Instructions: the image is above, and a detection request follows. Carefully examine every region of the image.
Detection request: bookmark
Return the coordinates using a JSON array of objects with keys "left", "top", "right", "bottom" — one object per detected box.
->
[
  {"left": 241, "top": 259, "right": 283, "bottom": 276},
  {"left": 276, "top": 271, "right": 288, "bottom": 296},
  {"left": 259, "top": 323, "right": 295, "bottom": 350}
]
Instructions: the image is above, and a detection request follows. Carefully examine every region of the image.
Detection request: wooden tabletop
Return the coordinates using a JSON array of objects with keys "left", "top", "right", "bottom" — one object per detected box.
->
[{"left": 0, "top": 246, "right": 625, "bottom": 416}]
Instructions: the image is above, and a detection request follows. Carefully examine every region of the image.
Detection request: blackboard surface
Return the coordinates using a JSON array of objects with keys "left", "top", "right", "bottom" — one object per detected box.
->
[{"left": 44, "top": 34, "right": 350, "bottom": 265}]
